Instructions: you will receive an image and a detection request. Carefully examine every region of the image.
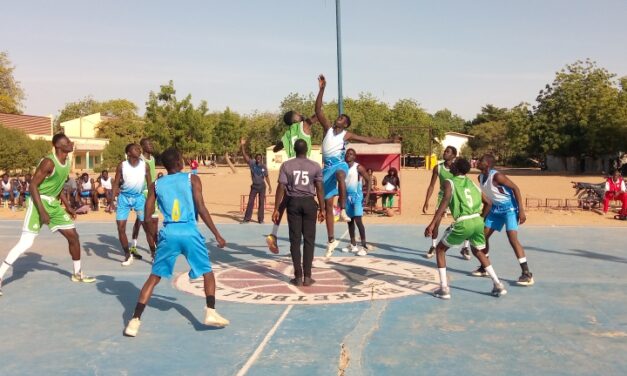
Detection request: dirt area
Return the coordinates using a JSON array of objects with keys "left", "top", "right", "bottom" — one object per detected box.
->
[{"left": 1, "top": 166, "right": 624, "bottom": 227}]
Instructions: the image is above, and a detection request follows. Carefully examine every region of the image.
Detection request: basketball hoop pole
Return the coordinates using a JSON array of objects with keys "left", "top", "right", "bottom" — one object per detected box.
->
[{"left": 336, "top": 0, "right": 344, "bottom": 116}]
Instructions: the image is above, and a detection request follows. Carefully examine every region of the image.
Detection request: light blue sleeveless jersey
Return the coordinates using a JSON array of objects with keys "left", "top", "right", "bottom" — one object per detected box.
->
[{"left": 155, "top": 172, "right": 196, "bottom": 224}]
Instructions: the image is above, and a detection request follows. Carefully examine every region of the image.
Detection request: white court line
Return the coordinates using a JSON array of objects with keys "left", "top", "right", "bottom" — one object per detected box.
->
[{"left": 236, "top": 304, "right": 294, "bottom": 376}]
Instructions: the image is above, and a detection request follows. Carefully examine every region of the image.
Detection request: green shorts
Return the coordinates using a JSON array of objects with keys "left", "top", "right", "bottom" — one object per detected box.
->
[
  {"left": 143, "top": 190, "right": 160, "bottom": 219},
  {"left": 22, "top": 196, "right": 74, "bottom": 233},
  {"left": 442, "top": 215, "right": 486, "bottom": 250}
]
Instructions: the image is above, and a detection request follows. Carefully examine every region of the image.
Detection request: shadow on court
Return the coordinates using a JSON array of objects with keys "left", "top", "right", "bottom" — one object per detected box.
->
[
  {"left": 95, "top": 275, "right": 220, "bottom": 331},
  {"left": 527, "top": 246, "right": 627, "bottom": 264},
  {"left": 2, "top": 252, "right": 71, "bottom": 286},
  {"left": 84, "top": 234, "right": 152, "bottom": 265}
]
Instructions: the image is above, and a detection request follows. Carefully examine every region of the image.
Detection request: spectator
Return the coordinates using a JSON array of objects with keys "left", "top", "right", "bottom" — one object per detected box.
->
[
  {"left": 240, "top": 138, "right": 272, "bottom": 224},
  {"left": 604, "top": 169, "right": 627, "bottom": 215},
  {"left": 78, "top": 173, "right": 97, "bottom": 210},
  {"left": 190, "top": 159, "right": 199, "bottom": 175},
  {"left": 364, "top": 168, "right": 378, "bottom": 209},
  {"left": 381, "top": 168, "right": 400, "bottom": 208},
  {"left": 95, "top": 170, "right": 113, "bottom": 212}
]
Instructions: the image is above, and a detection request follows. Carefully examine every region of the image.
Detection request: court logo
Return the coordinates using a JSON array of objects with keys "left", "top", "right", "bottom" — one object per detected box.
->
[{"left": 174, "top": 257, "right": 439, "bottom": 305}]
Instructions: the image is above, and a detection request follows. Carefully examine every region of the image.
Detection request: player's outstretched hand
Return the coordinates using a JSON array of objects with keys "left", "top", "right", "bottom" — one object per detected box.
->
[
  {"left": 424, "top": 223, "right": 434, "bottom": 238},
  {"left": 318, "top": 74, "right": 326, "bottom": 89},
  {"left": 518, "top": 210, "right": 527, "bottom": 225},
  {"left": 422, "top": 202, "right": 429, "bottom": 214},
  {"left": 317, "top": 209, "right": 325, "bottom": 223},
  {"left": 272, "top": 210, "right": 280, "bottom": 224},
  {"left": 216, "top": 235, "right": 226, "bottom": 248}
]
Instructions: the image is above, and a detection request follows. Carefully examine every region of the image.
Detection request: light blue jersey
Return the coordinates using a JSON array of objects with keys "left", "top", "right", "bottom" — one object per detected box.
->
[{"left": 155, "top": 172, "right": 196, "bottom": 224}]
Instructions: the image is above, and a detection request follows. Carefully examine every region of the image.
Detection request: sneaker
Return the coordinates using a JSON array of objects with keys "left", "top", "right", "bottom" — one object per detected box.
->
[
  {"left": 516, "top": 271, "right": 535, "bottom": 286},
  {"left": 204, "top": 308, "right": 230, "bottom": 327},
  {"left": 129, "top": 247, "right": 143, "bottom": 260},
  {"left": 491, "top": 282, "right": 508, "bottom": 297},
  {"left": 266, "top": 234, "right": 279, "bottom": 254},
  {"left": 124, "top": 318, "right": 141, "bottom": 337},
  {"left": 433, "top": 286, "right": 451, "bottom": 299},
  {"left": 425, "top": 246, "right": 435, "bottom": 259},
  {"left": 460, "top": 247, "right": 471, "bottom": 260},
  {"left": 121, "top": 253, "right": 134, "bottom": 267},
  {"left": 303, "top": 277, "right": 316, "bottom": 286},
  {"left": 341, "top": 244, "right": 358, "bottom": 253},
  {"left": 339, "top": 209, "right": 351, "bottom": 222},
  {"left": 325, "top": 239, "right": 340, "bottom": 258},
  {"left": 356, "top": 247, "right": 368, "bottom": 257},
  {"left": 470, "top": 266, "right": 487, "bottom": 277},
  {"left": 71, "top": 271, "right": 96, "bottom": 283},
  {"left": 290, "top": 277, "right": 303, "bottom": 286}
]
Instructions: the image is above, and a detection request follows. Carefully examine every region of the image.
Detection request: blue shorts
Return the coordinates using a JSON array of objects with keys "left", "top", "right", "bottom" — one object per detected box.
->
[
  {"left": 151, "top": 224, "right": 211, "bottom": 279},
  {"left": 192, "top": 169, "right": 198, "bottom": 175},
  {"left": 80, "top": 191, "right": 91, "bottom": 198},
  {"left": 323, "top": 161, "right": 349, "bottom": 200},
  {"left": 485, "top": 209, "right": 519, "bottom": 232},
  {"left": 346, "top": 191, "right": 364, "bottom": 218},
  {"left": 116, "top": 193, "right": 145, "bottom": 221}
]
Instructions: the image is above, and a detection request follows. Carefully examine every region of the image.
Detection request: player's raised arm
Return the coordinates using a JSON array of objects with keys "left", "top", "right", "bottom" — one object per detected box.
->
[
  {"left": 240, "top": 138, "right": 251, "bottom": 163},
  {"left": 191, "top": 174, "right": 226, "bottom": 248},
  {"left": 315, "top": 74, "right": 332, "bottom": 132}
]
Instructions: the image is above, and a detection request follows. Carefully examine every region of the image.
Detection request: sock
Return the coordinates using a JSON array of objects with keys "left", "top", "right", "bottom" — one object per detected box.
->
[
  {"left": 431, "top": 238, "right": 437, "bottom": 248},
  {"left": 271, "top": 224, "right": 279, "bottom": 237},
  {"left": 132, "top": 239, "right": 137, "bottom": 248},
  {"left": 73, "top": 260, "right": 81, "bottom": 274},
  {"left": 133, "top": 303, "right": 146, "bottom": 319},
  {"left": 518, "top": 257, "right": 530, "bottom": 273},
  {"left": 438, "top": 268, "right": 448, "bottom": 288},
  {"left": 328, "top": 237, "right": 335, "bottom": 243},
  {"left": 485, "top": 265, "right": 500, "bottom": 284},
  {"left": 0, "top": 232, "right": 36, "bottom": 279},
  {"left": 463, "top": 240, "right": 470, "bottom": 249},
  {"left": 206, "top": 295, "right": 216, "bottom": 309}
]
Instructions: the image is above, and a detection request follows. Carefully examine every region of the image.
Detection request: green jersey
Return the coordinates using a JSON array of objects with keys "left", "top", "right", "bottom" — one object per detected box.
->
[
  {"left": 142, "top": 154, "right": 156, "bottom": 181},
  {"left": 38, "top": 154, "right": 70, "bottom": 198},
  {"left": 437, "top": 161, "right": 454, "bottom": 193},
  {"left": 447, "top": 175, "right": 482, "bottom": 219},
  {"left": 281, "top": 122, "right": 312, "bottom": 158}
]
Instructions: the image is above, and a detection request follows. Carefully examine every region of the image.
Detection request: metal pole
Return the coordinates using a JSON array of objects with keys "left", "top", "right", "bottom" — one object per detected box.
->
[{"left": 336, "top": 0, "right": 344, "bottom": 116}]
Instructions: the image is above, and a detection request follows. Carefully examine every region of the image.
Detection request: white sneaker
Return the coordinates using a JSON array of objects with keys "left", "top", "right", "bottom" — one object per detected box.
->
[
  {"left": 325, "top": 239, "right": 340, "bottom": 258},
  {"left": 121, "top": 253, "right": 134, "bottom": 267},
  {"left": 204, "top": 308, "right": 230, "bottom": 327},
  {"left": 124, "top": 318, "right": 141, "bottom": 337},
  {"left": 356, "top": 247, "right": 368, "bottom": 256},
  {"left": 341, "top": 244, "right": 358, "bottom": 253},
  {"left": 339, "top": 209, "right": 351, "bottom": 222},
  {"left": 0, "top": 278, "right": 3, "bottom": 297}
]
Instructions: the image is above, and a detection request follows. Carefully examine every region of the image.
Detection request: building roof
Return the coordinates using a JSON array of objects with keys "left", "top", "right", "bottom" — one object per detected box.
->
[
  {"left": 444, "top": 131, "right": 474, "bottom": 138},
  {"left": 0, "top": 113, "right": 52, "bottom": 136}
]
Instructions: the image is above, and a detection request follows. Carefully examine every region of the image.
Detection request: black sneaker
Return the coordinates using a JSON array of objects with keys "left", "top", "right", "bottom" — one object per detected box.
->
[
  {"left": 426, "top": 246, "right": 436, "bottom": 259},
  {"left": 470, "top": 265, "right": 487, "bottom": 277},
  {"left": 491, "top": 282, "right": 507, "bottom": 297},
  {"left": 460, "top": 247, "right": 471, "bottom": 260},
  {"left": 516, "top": 271, "right": 535, "bottom": 286}
]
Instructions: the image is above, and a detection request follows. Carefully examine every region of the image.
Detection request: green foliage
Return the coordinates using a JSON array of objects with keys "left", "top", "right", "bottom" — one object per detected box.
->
[
  {"left": 241, "top": 112, "right": 276, "bottom": 156},
  {"left": 0, "top": 51, "right": 25, "bottom": 114},
  {"left": 55, "top": 97, "right": 139, "bottom": 131},
  {"left": 101, "top": 137, "right": 131, "bottom": 170},
  {"left": 389, "top": 99, "right": 433, "bottom": 155},
  {"left": 468, "top": 121, "right": 509, "bottom": 160},
  {"left": 212, "top": 108, "right": 242, "bottom": 155},
  {"left": 0, "top": 125, "right": 49, "bottom": 172},
  {"left": 145, "top": 81, "right": 214, "bottom": 158}
]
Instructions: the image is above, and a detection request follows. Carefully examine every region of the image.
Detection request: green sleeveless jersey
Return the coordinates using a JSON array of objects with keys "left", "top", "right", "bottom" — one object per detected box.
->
[
  {"left": 142, "top": 155, "right": 156, "bottom": 181},
  {"left": 281, "top": 122, "right": 312, "bottom": 158},
  {"left": 38, "top": 154, "right": 70, "bottom": 198},
  {"left": 437, "top": 161, "right": 454, "bottom": 193},
  {"left": 447, "top": 175, "right": 482, "bottom": 219}
]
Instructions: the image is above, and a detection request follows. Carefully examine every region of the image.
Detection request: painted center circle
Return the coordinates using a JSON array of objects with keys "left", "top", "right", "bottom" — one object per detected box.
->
[{"left": 173, "top": 257, "right": 439, "bottom": 305}]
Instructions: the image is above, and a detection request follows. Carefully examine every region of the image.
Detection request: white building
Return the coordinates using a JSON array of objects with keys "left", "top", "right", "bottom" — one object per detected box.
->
[{"left": 439, "top": 132, "right": 473, "bottom": 153}]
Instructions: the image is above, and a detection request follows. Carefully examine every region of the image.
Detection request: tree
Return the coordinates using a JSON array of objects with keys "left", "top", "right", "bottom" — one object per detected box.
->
[
  {"left": 241, "top": 112, "right": 276, "bottom": 156},
  {"left": 0, "top": 51, "right": 26, "bottom": 114},
  {"left": 467, "top": 121, "right": 509, "bottom": 160},
  {"left": 389, "top": 99, "right": 433, "bottom": 155},
  {"left": 212, "top": 108, "right": 242, "bottom": 173},
  {"left": 0, "top": 125, "right": 49, "bottom": 172},
  {"left": 55, "top": 97, "right": 139, "bottom": 131},
  {"left": 432, "top": 109, "right": 466, "bottom": 133}
]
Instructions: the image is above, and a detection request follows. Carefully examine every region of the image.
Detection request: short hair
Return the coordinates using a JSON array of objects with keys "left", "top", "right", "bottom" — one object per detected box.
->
[
  {"left": 161, "top": 148, "right": 181, "bottom": 170},
  {"left": 341, "top": 114, "right": 352, "bottom": 127},
  {"left": 139, "top": 137, "right": 151, "bottom": 147},
  {"left": 451, "top": 157, "right": 471, "bottom": 175},
  {"left": 52, "top": 133, "right": 68, "bottom": 146},
  {"left": 445, "top": 146, "right": 458, "bottom": 156},
  {"left": 125, "top": 143, "right": 137, "bottom": 154},
  {"left": 294, "top": 139, "right": 308, "bottom": 156},
  {"left": 255, "top": 154, "right": 262, "bottom": 159},
  {"left": 346, "top": 148, "right": 356, "bottom": 155},
  {"left": 2, "top": 173, "right": 8, "bottom": 178},
  {"left": 101, "top": 169, "right": 108, "bottom": 174},
  {"left": 283, "top": 111, "right": 296, "bottom": 126},
  {"left": 81, "top": 173, "right": 89, "bottom": 178},
  {"left": 481, "top": 154, "right": 496, "bottom": 167},
  {"left": 388, "top": 167, "right": 398, "bottom": 175}
]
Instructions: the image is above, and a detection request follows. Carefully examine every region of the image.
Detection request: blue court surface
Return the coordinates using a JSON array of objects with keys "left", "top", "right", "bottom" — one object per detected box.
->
[{"left": 0, "top": 220, "right": 626, "bottom": 375}]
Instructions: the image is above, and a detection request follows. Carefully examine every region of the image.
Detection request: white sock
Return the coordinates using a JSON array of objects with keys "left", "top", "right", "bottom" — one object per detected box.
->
[
  {"left": 518, "top": 257, "right": 527, "bottom": 264},
  {"left": 463, "top": 240, "right": 470, "bottom": 249},
  {"left": 485, "top": 265, "right": 500, "bottom": 284},
  {"left": 132, "top": 239, "right": 137, "bottom": 247},
  {"left": 271, "top": 224, "right": 279, "bottom": 237},
  {"left": 73, "top": 260, "right": 81, "bottom": 274},
  {"left": 438, "top": 268, "right": 448, "bottom": 288},
  {"left": 431, "top": 238, "right": 438, "bottom": 248},
  {"left": 0, "top": 232, "right": 37, "bottom": 279}
]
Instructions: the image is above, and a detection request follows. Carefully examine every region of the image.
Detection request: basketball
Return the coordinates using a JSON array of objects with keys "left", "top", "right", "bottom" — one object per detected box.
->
[
  {"left": 386, "top": 208, "right": 395, "bottom": 217},
  {"left": 97, "top": 186, "right": 105, "bottom": 195}
]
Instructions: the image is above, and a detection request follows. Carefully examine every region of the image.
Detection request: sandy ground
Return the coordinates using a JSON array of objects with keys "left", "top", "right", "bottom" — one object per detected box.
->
[{"left": 1, "top": 166, "right": 624, "bottom": 227}]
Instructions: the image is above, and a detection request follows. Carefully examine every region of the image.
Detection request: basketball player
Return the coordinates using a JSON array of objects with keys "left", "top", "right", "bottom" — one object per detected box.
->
[
  {"left": 110, "top": 143, "right": 155, "bottom": 266},
  {"left": 0, "top": 134, "right": 95, "bottom": 296},
  {"left": 423, "top": 146, "right": 471, "bottom": 259},
  {"left": 424, "top": 157, "right": 507, "bottom": 299},
  {"left": 476, "top": 154, "right": 534, "bottom": 285},
  {"left": 341, "top": 148, "right": 371, "bottom": 256},
  {"left": 124, "top": 148, "right": 228, "bottom": 337},
  {"left": 131, "top": 138, "right": 159, "bottom": 257},
  {"left": 315, "top": 74, "right": 400, "bottom": 257}
]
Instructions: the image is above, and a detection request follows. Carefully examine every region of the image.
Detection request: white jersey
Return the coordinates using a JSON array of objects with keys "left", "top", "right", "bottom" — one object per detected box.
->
[
  {"left": 81, "top": 180, "right": 92, "bottom": 191},
  {"left": 100, "top": 176, "right": 112, "bottom": 190},
  {"left": 345, "top": 162, "right": 362, "bottom": 194},
  {"left": 479, "top": 169, "right": 516, "bottom": 211},
  {"left": 1, "top": 180, "right": 11, "bottom": 193},
  {"left": 121, "top": 159, "right": 146, "bottom": 196},
  {"left": 322, "top": 128, "right": 347, "bottom": 163}
]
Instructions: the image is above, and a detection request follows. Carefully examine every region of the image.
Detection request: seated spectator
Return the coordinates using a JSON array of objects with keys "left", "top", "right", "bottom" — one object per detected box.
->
[
  {"left": 19, "top": 174, "right": 31, "bottom": 207},
  {"left": 364, "top": 168, "right": 379, "bottom": 208},
  {"left": 78, "top": 173, "right": 97, "bottom": 210},
  {"left": 381, "top": 168, "right": 400, "bottom": 209},
  {"left": 95, "top": 170, "right": 113, "bottom": 212},
  {"left": 63, "top": 175, "right": 79, "bottom": 209},
  {"left": 1, "top": 173, "right": 16, "bottom": 210},
  {"left": 604, "top": 169, "right": 627, "bottom": 215}
]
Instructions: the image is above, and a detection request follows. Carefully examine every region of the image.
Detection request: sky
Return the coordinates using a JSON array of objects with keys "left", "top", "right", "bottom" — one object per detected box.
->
[{"left": 2, "top": 0, "right": 627, "bottom": 121}]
